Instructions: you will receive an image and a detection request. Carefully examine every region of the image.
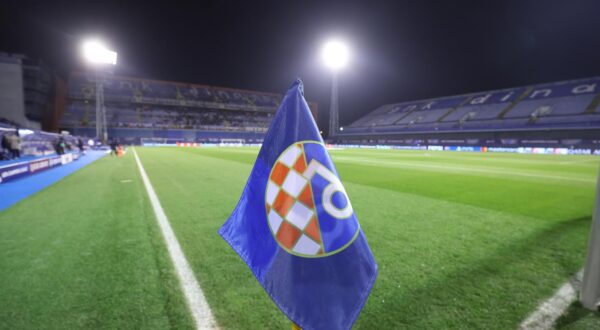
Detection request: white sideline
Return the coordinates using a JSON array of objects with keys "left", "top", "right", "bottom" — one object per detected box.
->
[
  {"left": 133, "top": 148, "right": 218, "bottom": 329},
  {"left": 519, "top": 270, "right": 583, "bottom": 330}
]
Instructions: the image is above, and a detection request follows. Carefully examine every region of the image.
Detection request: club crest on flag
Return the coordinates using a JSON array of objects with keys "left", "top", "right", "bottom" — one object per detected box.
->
[
  {"left": 219, "top": 79, "right": 377, "bottom": 330},
  {"left": 265, "top": 140, "right": 360, "bottom": 257}
]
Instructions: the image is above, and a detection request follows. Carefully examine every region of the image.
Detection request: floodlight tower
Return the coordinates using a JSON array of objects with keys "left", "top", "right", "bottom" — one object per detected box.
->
[
  {"left": 322, "top": 40, "right": 349, "bottom": 138},
  {"left": 81, "top": 40, "right": 117, "bottom": 144}
]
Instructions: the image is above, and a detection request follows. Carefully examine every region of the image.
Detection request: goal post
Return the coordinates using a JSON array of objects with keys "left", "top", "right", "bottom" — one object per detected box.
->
[
  {"left": 581, "top": 165, "right": 600, "bottom": 310},
  {"left": 220, "top": 138, "right": 245, "bottom": 147}
]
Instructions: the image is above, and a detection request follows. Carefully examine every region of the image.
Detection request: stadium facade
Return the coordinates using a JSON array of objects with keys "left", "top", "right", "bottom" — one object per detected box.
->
[
  {"left": 0, "top": 52, "right": 64, "bottom": 130},
  {"left": 334, "top": 77, "right": 600, "bottom": 151},
  {"left": 60, "top": 72, "right": 318, "bottom": 145},
  {"left": 1, "top": 51, "right": 599, "bottom": 152},
  {"left": 0, "top": 52, "right": 319, "bottom": 146}
]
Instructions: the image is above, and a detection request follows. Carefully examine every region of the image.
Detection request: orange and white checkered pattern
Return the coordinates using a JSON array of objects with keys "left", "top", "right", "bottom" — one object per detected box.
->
[{"left": 265, "top": 143, "right": 323, "bottom": 256}]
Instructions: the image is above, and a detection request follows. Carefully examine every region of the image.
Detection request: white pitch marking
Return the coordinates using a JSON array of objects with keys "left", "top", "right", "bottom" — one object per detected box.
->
[
  {"left": 519, "top": 270, "right": 583, "bottom": 330},
  {"left": 133, "top": 148, "right": 218, "bottom": 329}
]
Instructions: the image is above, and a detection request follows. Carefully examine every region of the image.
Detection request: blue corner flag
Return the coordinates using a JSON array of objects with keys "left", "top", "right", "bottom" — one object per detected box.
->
[{"left": 218, "top": 79, "right": 378, "bottom": 330}]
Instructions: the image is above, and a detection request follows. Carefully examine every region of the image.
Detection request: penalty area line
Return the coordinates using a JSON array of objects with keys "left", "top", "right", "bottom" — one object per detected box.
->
[
  {"left": 133, "top": 148, "right": 218, "bottom": 329},
  {"left": 519, "top": 270, "right": 583, "bottom": 330}
]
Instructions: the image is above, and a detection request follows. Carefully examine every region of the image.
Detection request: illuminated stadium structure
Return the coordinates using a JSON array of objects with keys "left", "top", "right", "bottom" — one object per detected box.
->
[
  {"left": 3, "top": 1, "right": 600, "bottom": 328},
  {"left": 59, "top": 72, "right": 318, "bottom": 144},
  {"left": 335, "top": 77, "right": 600, "bottom": 150}
]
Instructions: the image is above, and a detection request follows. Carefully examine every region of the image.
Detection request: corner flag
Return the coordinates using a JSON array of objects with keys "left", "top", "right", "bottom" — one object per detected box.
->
[{"left": 218, "top": 79, "right": 378, "bottom": 330}]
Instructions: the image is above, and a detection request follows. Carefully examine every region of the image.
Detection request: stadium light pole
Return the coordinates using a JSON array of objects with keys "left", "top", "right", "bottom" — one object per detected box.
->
[
  {"left": 81, "top": 40, "right": 117, "bottom": 144},
  {"left": 322, "top": 40, "right": 349, "bottom": 139}
]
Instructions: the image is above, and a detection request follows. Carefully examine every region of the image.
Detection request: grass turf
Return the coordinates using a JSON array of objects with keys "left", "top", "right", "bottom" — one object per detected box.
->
[
  {"left": 133, "top": 146, "right": 599, "bottom": 329},
  {"left": 1, "top": 146, "right": 599, "bottom": 329},
  {"left": 0, "top": 152, "right": 194, "bottom": 329}
]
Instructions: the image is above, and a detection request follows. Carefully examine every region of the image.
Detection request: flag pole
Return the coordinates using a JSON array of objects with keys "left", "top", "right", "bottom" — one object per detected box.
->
[
  {"left": 292, "top": 323, "right": 301, "bottom": 330},
  {"left": 581, "top": 164, "right": 600, "bottom": 310}
]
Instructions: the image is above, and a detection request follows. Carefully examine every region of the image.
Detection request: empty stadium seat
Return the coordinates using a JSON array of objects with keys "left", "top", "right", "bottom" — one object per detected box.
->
[{"left": 344, "top": 77, "right": 600, "bottom": 134}]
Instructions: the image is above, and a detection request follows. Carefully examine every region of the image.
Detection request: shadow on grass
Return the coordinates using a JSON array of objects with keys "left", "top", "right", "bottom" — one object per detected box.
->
[
  {"left": 360, "top": 216, "right": 592, "bottom": 328},
  {"left": 554, "top": 301, "right": 600, "bottom": 329}
]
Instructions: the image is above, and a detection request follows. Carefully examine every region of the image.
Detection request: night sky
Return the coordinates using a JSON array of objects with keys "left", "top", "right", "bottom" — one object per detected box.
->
[{"left": 2, "top": 0, "right": 600, "bottom": 131}]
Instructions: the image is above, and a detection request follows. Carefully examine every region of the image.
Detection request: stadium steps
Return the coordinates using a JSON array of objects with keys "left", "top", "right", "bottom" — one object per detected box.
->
[
  {"left": 584, "top": 92, "right": 600, "bottom": 113},
  {"left": 498, "top": 87, "right": 533, "bottom": 119},
  {"left": 436, "top": 96, "right": 475, "bottom": 123},
  {"left": 392, "top": 109, "right": 419, "bottom": 125}
]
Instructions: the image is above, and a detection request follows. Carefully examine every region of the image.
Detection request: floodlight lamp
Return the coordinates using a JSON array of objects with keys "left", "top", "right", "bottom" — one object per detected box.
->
[
  {"left": 82, "top": 40, "right": 117, "bottom": 65},
  {"left": 339, "top": 127, "right": 344, "bottom": 131},
  {"left": 322, "top": 40, "right": 349, "bottom": 71}
]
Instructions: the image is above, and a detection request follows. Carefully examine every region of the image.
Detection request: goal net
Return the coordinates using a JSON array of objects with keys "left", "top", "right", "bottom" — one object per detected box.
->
[
  {"left": 220, "top": 138, "right": 245, "bottom": 147},
  {"left": 140, "top": 138, "right": 184, "bottom": 146}
]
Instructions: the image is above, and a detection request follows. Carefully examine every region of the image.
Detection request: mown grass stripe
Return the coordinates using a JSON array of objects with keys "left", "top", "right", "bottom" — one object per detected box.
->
[
  {"left": 0, "top": 153, "right": 195, "bottom": 329},
  {"left": 133, "top": 148, "right": 218, "bottom": 329},
  {"left": 133, "top": 147, "right": 594, "bottom": 329},
  {"left": 333, "top": 156, "right": 595, "bottom": 185}
]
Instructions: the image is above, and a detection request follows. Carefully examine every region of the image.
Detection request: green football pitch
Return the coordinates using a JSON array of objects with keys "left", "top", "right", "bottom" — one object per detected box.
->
[{"left": 1, "top": 146, "right": 600, "bottom": 329}]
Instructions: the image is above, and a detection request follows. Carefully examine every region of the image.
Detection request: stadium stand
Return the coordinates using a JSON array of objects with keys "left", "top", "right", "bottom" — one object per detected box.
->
[
  {"left": 336, "top": 77, "right": 600, "bottom": 149},
  {"left": 2, "top": 55, "right": 313, "bottom": 146},
  {"left": 59, "top": 73, "right": 318, "bottom": 144},
  {"left": 0, "top": 125, "right": 89, "bottom": 184},
  {"left": 1, "top": 127, "right": 82, "bottom": 159},
  {"left": 0, "top": 52, "right": 65, "bottom": 131}
]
